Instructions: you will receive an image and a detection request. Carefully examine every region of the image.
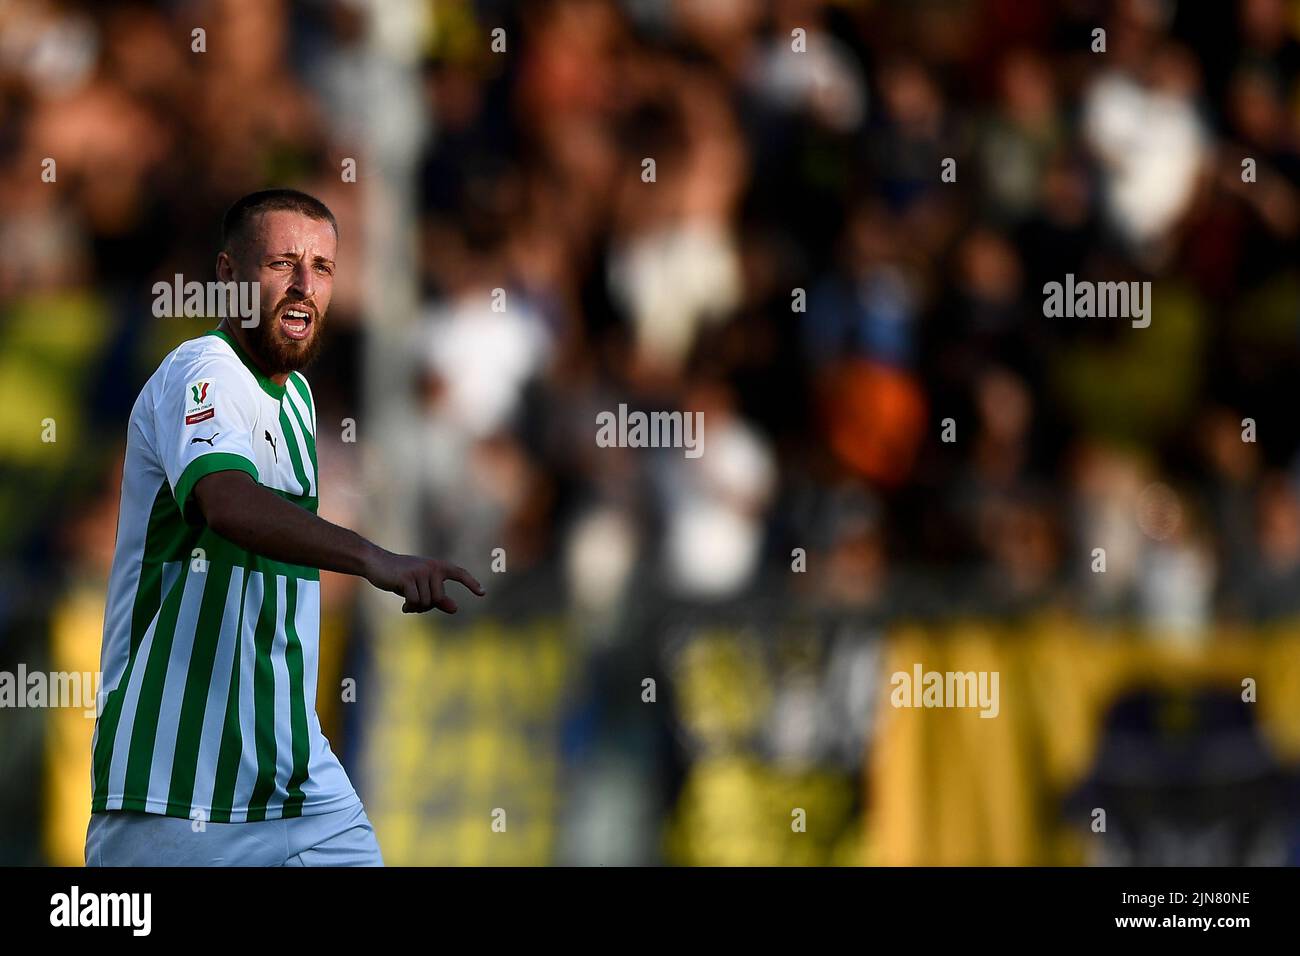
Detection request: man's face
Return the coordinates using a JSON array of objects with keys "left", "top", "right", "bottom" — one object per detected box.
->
[{"left": 224, "top": 209, "right": 336, "bottom": 375}]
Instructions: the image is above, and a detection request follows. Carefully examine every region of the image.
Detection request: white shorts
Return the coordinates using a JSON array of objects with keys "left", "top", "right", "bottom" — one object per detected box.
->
[{"left": 84, "top": 799, "right": 384, "bottom": 867}]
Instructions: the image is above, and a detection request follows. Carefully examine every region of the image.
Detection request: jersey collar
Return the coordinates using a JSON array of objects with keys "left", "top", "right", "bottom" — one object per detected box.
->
[{"left": 204, "top": 328, "right": 287, "bottom": 400}]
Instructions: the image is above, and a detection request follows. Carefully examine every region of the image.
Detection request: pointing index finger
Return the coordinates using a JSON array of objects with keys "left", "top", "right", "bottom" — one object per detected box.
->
[{"left": 445, "top": 565, "right": 485, "bottom": 596}]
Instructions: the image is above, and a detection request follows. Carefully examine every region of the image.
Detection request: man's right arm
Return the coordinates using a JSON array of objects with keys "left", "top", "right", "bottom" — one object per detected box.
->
[{"left": 193, "top": 470, "right": 483, "bottom": 614}]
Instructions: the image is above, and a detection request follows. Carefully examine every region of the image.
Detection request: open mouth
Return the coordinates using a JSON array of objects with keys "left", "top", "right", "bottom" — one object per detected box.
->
[{"left": 279, "top": 306, "right": 313, "bottom": 341}]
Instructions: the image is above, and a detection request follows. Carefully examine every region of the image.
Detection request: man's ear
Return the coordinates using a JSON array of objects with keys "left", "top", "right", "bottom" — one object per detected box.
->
[{"left": 215, "top": 249, "right": 236, "bottom": 282}]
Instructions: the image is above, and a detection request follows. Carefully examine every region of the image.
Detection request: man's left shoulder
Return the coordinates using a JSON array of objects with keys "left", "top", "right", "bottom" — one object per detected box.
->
[
  {"left": 287, "top": 371, "right": 316, "bottom": 408},
  {"left": 285, "top": 371, "right": 318, "bottom": 444}
]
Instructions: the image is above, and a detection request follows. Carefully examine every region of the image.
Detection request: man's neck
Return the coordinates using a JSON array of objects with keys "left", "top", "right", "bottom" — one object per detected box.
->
[{"left": 216, "top": 318, "right": 290, "bottom": 386}]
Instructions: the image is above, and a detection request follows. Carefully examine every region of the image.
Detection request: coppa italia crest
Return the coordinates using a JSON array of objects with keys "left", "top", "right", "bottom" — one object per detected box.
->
[{"left": 185, "top": 379, "right": 215, "bottom": 424}]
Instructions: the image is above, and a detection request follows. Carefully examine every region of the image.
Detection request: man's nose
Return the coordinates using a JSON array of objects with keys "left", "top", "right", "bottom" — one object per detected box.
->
[{"left": 290, "top": 261, "right": 315, "bottom": 300}]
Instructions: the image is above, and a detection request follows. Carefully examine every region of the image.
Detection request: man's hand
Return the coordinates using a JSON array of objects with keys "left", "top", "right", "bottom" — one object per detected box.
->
[
  {"left": 361, "top": 547, "right": 485, "bottom": 614},
  {"left": 194, "top": 471, "right": 485, "bottom": 614}
]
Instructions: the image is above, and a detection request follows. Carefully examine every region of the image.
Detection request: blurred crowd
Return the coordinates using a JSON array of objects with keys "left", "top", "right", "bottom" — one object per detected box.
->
[{"left": 5, "top": 0, "right": 1300, "bottom": 864}]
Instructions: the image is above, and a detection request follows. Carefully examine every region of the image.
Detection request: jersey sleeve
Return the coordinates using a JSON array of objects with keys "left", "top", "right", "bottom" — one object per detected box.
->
[{"left": 156, "top": 352, "right": 261, "bottom": 525}]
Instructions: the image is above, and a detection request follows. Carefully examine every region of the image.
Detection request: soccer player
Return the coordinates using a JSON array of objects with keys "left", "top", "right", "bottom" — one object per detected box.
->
[{"left": 85, "top": 188, "right": 483, "bottom": 866}]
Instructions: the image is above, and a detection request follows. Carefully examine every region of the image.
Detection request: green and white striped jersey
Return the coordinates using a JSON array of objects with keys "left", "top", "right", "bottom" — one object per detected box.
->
[{"left": 91, "top": 328, "right": 358, "bottom": 822}]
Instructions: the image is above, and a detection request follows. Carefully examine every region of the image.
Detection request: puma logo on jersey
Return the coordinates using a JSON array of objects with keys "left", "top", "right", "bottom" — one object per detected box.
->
[
  {"left": 264, "top": 430, "right": 277, "bottom": 461},
  {"left": 189, "top": 433, "right": 219, "bottom": 446}
]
